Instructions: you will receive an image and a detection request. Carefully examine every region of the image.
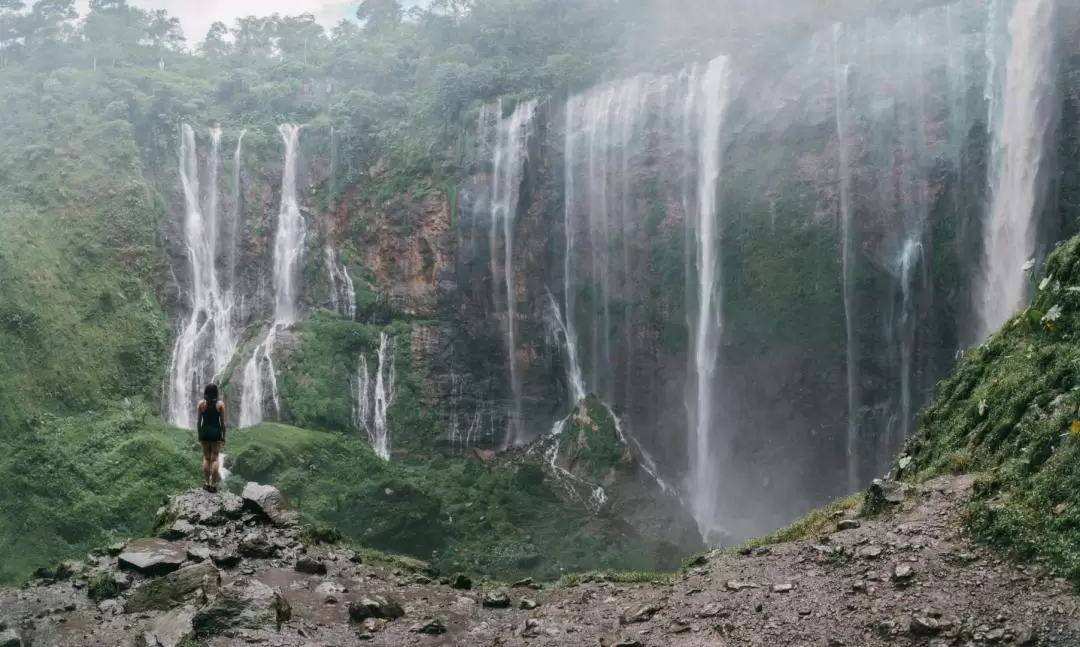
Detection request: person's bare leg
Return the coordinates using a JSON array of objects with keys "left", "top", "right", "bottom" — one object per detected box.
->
[
  {"left": 209, "top": 442, "right": 221, "bottom": 487},
  {"left": 202, "top": 442, "right": 213, "bottom": 488}
]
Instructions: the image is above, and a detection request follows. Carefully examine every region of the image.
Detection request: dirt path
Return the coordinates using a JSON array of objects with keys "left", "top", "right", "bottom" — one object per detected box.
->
[{"left": 2, "top": 476, "right": 1078, "bottom": 646}]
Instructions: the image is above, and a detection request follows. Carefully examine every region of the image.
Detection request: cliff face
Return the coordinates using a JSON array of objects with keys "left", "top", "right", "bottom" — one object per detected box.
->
[{"left": 157, "top": 1, "right": 1080, "bottom": 546}]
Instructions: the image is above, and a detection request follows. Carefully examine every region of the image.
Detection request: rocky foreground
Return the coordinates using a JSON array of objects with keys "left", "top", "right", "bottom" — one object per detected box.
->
[{"left": 1, "top": 477, "right": 1079, "bottom": 647}]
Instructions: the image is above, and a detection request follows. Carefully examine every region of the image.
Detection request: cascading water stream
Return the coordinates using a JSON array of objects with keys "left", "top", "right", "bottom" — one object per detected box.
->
[
  {"left": 351, "top": 332, "right": 395, "bottom": 460},
  {"left": 239, "top": 124, "right": 307, "bottom": 427},
  {"left": 166, "top": 124, "right": 237, "bottom": 427},
  {"left": 686, "top": 57, "right": 732, "bottom": 543},
  {"left": 976, "top": 0, "right": 1059, "bottom": 340},
  {"left": 372, "top": 332, "right": 396, "bottom": 461},
  {"left": 478, "top": 100, "right": 537, "bottom": 447},
  {"left": 228, "top": 130, "right": 246, "bottom": 310},
  {"left": 325, "top": 245, "right": 357, "bottom": 319},
  {"left": 354, "top": 355, "right": 372, "bottom": 437}
]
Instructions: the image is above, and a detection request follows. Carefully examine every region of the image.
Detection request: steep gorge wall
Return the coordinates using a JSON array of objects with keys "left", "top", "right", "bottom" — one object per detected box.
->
[{"left": 155, "top": 0, "right": 1080, "bottom": 543}]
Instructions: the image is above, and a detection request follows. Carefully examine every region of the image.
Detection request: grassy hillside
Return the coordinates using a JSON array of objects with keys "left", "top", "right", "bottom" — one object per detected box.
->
[
  {"left": 225, "top": 424, "right": 683, "bottom": 581},
  {"left": 905, "top": 234, "right": 1080, "bottom": 582}
]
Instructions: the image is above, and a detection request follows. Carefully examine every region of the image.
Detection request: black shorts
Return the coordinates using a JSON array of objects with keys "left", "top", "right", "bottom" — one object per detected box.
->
[{"left": 198, "top": 428, "right": 224, "bottom": 443}]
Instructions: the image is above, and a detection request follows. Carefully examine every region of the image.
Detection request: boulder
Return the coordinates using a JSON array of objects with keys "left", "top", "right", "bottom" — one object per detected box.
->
[
  {"left": 238, "top": 531, "right": 277, "bottom": 559},
  {"left": 482, "top": 590, "right": 511, "bottom": 609},
  {"left": 211, "top": 549, "right": 241, "bottom": 569},
  {"left": 186, "top": 545, "right": 211, "bottom": 563},
  {"left": 125, "top": 562, "right": 220, "bottom": 613},
  {"left": 0, "top": 629, "right": 22, "bottom": 647},
  {"left": 167, "top": 490, "right": 244, "bottom": 527},
  {"left": 348, "top": 595, "right": 406, "bottom": 621},
  {"left": 137, "top": 607, "right": 195, "bottom": 647},
  {"left": 118, "top": 538, "right": 188, "bottom": 576},
  {"left": 241, "top": 483, "right": 299, "bottom": 526},
  {"left": 295, "top": 556, "right": 327, "bottom": 576},
  {"left": 192, "top": 578, "right": 279, "bottom": 636},
  {"left": 160, "top": 520, "right": 196, "bottom": 541},
  {"left": 620, "top": 604, "right": 660, "bottom": 624}
]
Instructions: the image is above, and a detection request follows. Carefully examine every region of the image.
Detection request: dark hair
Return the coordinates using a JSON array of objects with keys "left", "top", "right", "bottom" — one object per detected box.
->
[{"left": 204, "top": 384, "right": 220, "bottom": 401}]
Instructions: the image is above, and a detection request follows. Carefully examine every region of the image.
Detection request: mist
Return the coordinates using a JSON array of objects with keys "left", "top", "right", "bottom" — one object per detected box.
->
[{"left": 0, "top": 0, "right": 1078, "bottom": 592}]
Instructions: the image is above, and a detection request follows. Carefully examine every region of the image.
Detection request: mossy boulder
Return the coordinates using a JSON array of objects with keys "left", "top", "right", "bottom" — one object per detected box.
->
[{"left": 556, "top": 397, "right": 632, "bottom": 484}]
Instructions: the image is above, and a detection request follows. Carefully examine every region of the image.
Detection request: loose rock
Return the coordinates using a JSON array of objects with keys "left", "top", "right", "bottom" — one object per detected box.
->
[
  {"left": 349, "top": 595, "right": 406, "bottom": 621},
  {"left": 241, "top": 482, "right": 300, "bottom": 526},
  {"left": 118, "top": 538, "right": 188, "bottom": 576},
  {"left": 482, "top": 590, "right": 512, "bottom": 609},
  {"left": 125, "top": 562, "right": 220, "bottom": 613},
  {"left": 621, "top": 604, "right": 660, "bottom": 624},
  {"left": 295, "top": 556, "right": 327, "bottom": 576},
  {"left": 238, "top": 531, "right": 276, "bottom": 558},
  {"left": 410, "top": 618, "right": 447, "bottom": 635}
]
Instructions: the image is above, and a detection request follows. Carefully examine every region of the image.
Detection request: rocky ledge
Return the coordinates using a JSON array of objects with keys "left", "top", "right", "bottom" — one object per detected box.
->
[{"left": 1, "top": 477, "right": 1079, "bottom": 646}]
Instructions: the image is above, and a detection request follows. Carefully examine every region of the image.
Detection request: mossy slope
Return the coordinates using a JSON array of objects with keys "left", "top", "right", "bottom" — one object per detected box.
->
[{"left": 905, "top": 234, "right": 1080, "bottom": 581}]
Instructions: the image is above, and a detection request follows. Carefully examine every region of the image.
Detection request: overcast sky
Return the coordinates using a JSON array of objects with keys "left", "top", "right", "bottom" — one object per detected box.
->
[{"left": 74, "top": 1, "right": 408, "bottom": 43}]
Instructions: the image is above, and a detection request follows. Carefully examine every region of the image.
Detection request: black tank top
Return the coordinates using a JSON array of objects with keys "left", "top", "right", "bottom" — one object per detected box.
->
[{"left": 200, "top": 399, "right": 222, "bottom": 431}]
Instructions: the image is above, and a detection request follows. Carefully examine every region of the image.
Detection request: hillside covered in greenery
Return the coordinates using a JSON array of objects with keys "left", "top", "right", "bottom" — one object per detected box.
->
[{"left": 1, "top": 0, "right": 1078, "bottom": 591}]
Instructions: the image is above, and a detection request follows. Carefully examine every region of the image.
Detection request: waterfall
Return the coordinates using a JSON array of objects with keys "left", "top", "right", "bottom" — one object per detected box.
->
[
  {"left": 897, "top": 239, "right": 926, "bottom": 453},
  {"left": 833, "top": 26, "right": 859, "bottom": 494},
  {"left": 555, "top": 55, "right": 731, "bottom": 535},
  {"left": 351, "top": 332, "right": 395, "bottom": 460},
  {"left": 478, "top": 99, "right": 538, "bottom": 446},
  {"left": 372, "top": 332, "right": 396, "bottom": 460},
  {"left": 976, "top": 0, "right": 1059, "bottom": 340},
  {"left": 227, "top": 130, "right": 246, "bottom": 302},
  {"left": 239, "top": 124, "right": 307, "bottom": 427},
  {"left": 166, "top": 124, "right": 237, "bottom": 428},
  {"left": 273, "top": 124, "right": 306, "bottom": 326},
  {"left": 686, "top": 57, "right": 732, "bottom": 542},
  {"left": 353, "top": 355, "right": 372, "bottom": 437},
  {"left": 325, "top": 245, "right": 356, "bottom": 319},
  {"left": 827, "top": 0, "right": 994, "bottom": 488}
]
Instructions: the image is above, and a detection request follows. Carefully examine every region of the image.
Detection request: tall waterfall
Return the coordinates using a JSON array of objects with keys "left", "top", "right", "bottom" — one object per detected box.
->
[
  {"left": 828, "top": 0, "right": 996, "bottom": 487},
  {"left": 354, "top": 333, "right": 395, "bottom": 460},
  {"left": 477, "top": 99, "right": 538, "bottom": 446},
  {"left": 239, "top": 124, "right": 307, "bottom": 427},
  {"left": 556, "top": 55, "right": 733, "bottom": 538},
  {"left": 166, "top": 125, "right": 237, "bottom": 427},
  {"left": 976, "top": 0, "right": 1059, "bottom": 340},
  {"left": 325, "top": 245, "right": 356, "bottom": 319},
  {"left": 686, "top": 58, "right": 732, "bottom": 542},
  {"left": 227, "top": 130, "right": 246, "bottom": 312}
]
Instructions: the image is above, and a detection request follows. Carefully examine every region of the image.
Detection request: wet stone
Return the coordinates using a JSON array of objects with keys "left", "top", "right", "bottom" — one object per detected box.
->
[{"left": 118, "top": 538, "right": 188, "bottom": 576}]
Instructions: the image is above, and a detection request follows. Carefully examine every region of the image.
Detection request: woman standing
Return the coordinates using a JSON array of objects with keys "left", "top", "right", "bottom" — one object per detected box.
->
[{"left": 196, "top": 384, "right": 227, "bottom": 492}]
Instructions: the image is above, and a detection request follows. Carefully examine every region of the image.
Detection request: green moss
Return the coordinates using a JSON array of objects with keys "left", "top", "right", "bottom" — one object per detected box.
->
[
  {"left": 224, "top": 423, "right": 680, "bottom": 582},
  {"left": 87, "top": 573, "right": 123, "bottom": 602},
  {"left": 557, "top": 397, "right": 629, "bottom": 482},
  {"left": 904, "top": 233, "right": 1080, "bottom": 583},
  {"left": 736, "top": 494, "right": 862, "bottom": 551},
  {"left": 0, "top": 403, "right": 195, "bottom": 583}
]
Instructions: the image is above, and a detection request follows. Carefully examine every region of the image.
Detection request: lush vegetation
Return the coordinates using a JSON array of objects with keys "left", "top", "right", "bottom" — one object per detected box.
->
[
  {"left": 2, "top": 0, "right": 1071, "bottom": 587},
  {"left": 225, "top": 423, "right": 682, "bottom": 580},
  {"left": 557, "top": 397, "right": 629, "bottom": 482},
  {"left": 905, "top": 234, "right": 1080, "bottom": 583}
]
